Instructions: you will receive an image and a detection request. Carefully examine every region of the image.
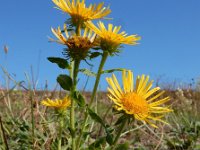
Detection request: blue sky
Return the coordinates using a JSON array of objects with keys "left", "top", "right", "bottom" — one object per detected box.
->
[{"left": 0, "top": 0, "right": 200, "bottom": 90}]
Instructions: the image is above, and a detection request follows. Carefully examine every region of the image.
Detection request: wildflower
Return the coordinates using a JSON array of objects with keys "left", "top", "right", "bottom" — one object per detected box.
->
[
  {"left": 52, "top": 0, "right": 111, "bottom": 26},
  {"left": 106, "top": 70, "right": 172, "bottom": 128},
  {"left": 85, "top": 21, "right": 141, "bottom": 54},
  {"left": 41, "top": 96, "right": 71, "bottom": 110},
  {"left": 50, "top": 24, "right": 96, "bottom": 60}
]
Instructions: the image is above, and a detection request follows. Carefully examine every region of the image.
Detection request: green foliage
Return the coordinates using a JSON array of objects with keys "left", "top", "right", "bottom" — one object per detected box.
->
[
  {"left": 68, "top": 126, "right": 76, "bottom": 138},
  {"left": 88, "top": 137, "right": 106, "bottom": 150},
  {"left": 88, "top": 108, "right": 114, "bottom": 145},
  {"left": 115, "top": 142, "right": 129, "bottom": 150},
  {"left": 73, "top": 91, "right": 86, "bottom": 107},
  {"left": 89, "top": 52, "right": 102, "bottom": 59},
  {"left": 115, "top": 114, "right": 129, "bottom": 126},
  {"left": 2, "top": 0, "right": 200, "bottom": 149},
  {"left": 57, "top": 74, "right": 73, "bottom": 91},
  {"left": 102, "top": 68, "right": 124, "bottom": 74},
  {"left": 1, "top": 88, "right": 200, "bottom": 149},
  {"left": 47, "top": 57, "right": 71, "bottom": 69},
  {"left": 79, "top": 69, "right": 97, "bottom": 77},
  {"left": 88, "top": 108, "right": 106, "bottom": 128},
  {"left": 165, "top": 112, "right": 200, "bottom": 150}
]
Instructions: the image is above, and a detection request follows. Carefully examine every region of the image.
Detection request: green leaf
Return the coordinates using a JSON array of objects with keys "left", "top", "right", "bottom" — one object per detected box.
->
[
  {"left": 105, "top": 125, "right": 114, "bottom": 134},
  {"left": 83, "top": 131, "right": 93, "bottom": 140},
  {"left": 115, "top": 143, "right": 129, "bottom": 150},
  {"left": 90, "top": 52, "right": 102, "bottom": 59},
  {"left": 79, "top": 69, "right": 96, "bottom": 77},
  {"left": 115, "top": 114, "right": 129, "bottom": 126},
  {"left": 92, "top": 47, "right": 101, "bottom": 50},
  {"left": 73, "top": 91, "right": 85, "bottom": 107},
  {"left": 102, "top": 68, "right": 124, "bottom": 74},
  {"left": 57, "top": 74, "right": 72, "bottom": 91},
  {"left": 68, "top": 127, "right": 75, "bottom": 137},
  {"left": 87, "top": 108, "right": 106, "bottom": 128},
  {"left": 89, "top": 137, "right": 106, "bottom": 150},
  {"left": 87, "top": 108, "right": 115, "bottom": 145},
  {"left": 106, "top": 132, "right": 113, "bottom": 145},
  {"left": 47, "top": 57, "right": 70, "bottom": 69}
]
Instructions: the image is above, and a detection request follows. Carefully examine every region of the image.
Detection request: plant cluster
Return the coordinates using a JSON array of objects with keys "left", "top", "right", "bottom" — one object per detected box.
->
[
  {"left": 0, "top": 0, "right": 175, "bottom": 150},
  {"left": 40, "top": 0, "right": 173, "bottom": 149}
]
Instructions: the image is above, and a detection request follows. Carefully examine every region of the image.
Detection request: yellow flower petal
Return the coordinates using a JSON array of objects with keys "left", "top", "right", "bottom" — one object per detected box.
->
[
  {"left": 52, "top": 0, "right": 111, "bottom": 25},
  {"left": 106, "top": 69, "right": 172, "bottom": 128},
  {"left": 85, "top": 21, "right": 141, "bottom": 52},
  {"left": 41, "top": 96, "right": 71, "bottom": 110}
]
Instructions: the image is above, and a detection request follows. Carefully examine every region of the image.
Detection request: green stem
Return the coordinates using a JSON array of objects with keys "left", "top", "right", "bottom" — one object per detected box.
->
[
  {"left": 75, "top": 24, "right": 81, "bottom": 36},
  {"left": 70, "top": 23, "right": 81, "bottom": 78},
  {"left": 70, "top": 60, "right": 80, "bottom": 150},
  {"left": 111, "top": 119, "right": 127, "bottom": 150},
  {"left": 89, "top": 51, "right": 109, "bottom": 107},
  {"left": 58, "top": 116, "right": 64, "bottom": 150},
  {"left": 70, "top": 61, "right": 74, "bottom": 79},
  {"left": 97, "top": 105, "right": 113, "bottom": 137},
  {"left": 69, "top": 24, "right": 81, "bottom": 150},
  {"left": 76, "top": 51, "right": 109, "bottom": 150}
]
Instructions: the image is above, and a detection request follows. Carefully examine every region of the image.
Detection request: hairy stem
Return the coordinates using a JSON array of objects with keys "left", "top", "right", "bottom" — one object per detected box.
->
[
  {"left": 58, "top": 116, "right": 64, "bottom": 150},
  {"left": 111, "top": 119, "right": 127, "bottom": 150},
  {"left": 70, "top": 59, "right": 80, "bottom": 150},
  {"left": 69, "top": 24, "right": 81, "bottom": 150},
  {"left": 76, "top": 51, "right": 109, "bottom": 150}
]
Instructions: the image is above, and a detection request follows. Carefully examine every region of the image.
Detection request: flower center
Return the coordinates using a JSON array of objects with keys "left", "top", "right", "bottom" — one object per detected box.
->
[
  {"left": 122, "top": 92, "right": 149, "bottom": 115},
  {"left": 65, "top": 36, "right": 93, "bottom": 60}
]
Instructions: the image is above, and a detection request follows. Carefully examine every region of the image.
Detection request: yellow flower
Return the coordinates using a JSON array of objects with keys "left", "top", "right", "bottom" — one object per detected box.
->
[
  {"left": 50, "top": 24, "right": 96, "bottom": 60},
  {"left": 106, "top": 70, "right": 172, "bottom": 128},
  {"left": 41, "top": 96, "right": 71, "bottom": 110},
  {"left": 85, "top": 21, "right": 141, "bottom": 53},
  {"left": 52, "top": 0, "right": 111, "bottom": 25}
]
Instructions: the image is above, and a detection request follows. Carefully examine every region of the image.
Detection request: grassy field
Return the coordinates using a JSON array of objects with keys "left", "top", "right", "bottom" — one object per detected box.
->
[{"left": 0, "top": 71, "right": 200, "bottom": 150}]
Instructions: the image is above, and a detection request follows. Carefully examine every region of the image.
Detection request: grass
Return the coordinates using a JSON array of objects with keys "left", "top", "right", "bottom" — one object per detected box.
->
[{"left": 0, "top": 67, "right": 200, "bottom": 150}]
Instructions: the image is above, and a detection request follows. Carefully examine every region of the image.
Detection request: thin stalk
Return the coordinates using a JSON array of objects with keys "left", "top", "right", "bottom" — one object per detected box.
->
[
  {"left": 69, "top": 24, "right": 81, "bottom": 150},
  {"left": 76, "top": 51, "right": 109, "bottom": 150},
  {"left": 58, "top": 116, "right": 64, "bottom": 150},
  {"left": 0, "top": 116, "right": 9, "bottom": 150},
  {"left": 69, "top": 24, "right": 80, "bottom": 79},
  {"left": 111, "top": 119, "right": 127, "bottom": 150},
  {"left": 97, "top": 105, "right": 113, "bottom": 137},
  {"left": 25, "top": 73, "right": 35, "bottom": 148},
  {"left": 1, "top": 66, "right": 14, "bottom": 117},
  {"left": 89, "top": 51, "right": 109, "bottom": 107},
  {"left": 30, "top": 91, "right": 35, "bottom": 148},
  {"left": 5, "top": 76, "right": 13, "bottom": 117},
  {"left": 70, "top": 60, "right": 80, "bottom": 150},
  {"left": 75, "top": 24, "right": 81, "bottom": 36},
  {"left": 70, "top": 61, "right": 74, "bottom": 79}
]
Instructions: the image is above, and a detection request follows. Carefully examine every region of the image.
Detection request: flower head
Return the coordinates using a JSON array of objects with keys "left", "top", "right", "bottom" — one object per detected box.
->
[
  {"left": 50, "top": 24, "right": 96, "bottom": 60},
  {"left": 52, "top": 0, "right": 111, "bottom": 26},
  {"left": 85, "top": 21, "right": 141, "bottom": 54},
  {"left": 41, "top": 96, "right": 71, "bottom": 110},
  {"left": 106, "top": 70, "right": 172, "bottom": 128}
]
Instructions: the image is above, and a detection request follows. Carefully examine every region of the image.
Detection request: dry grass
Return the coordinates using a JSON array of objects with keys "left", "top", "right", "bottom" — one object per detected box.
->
[
  {"left": 0, "top": 85, "right": 200, "bottom": 149},
  {"left": 0, "top": 65, "right": 200, "bottom": 149}
]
